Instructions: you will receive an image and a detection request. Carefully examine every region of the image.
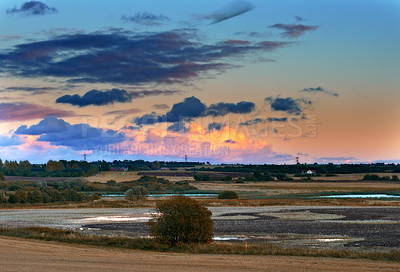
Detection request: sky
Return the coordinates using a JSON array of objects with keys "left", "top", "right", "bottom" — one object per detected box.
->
[{"left": 0, "top": 0, "right": 399, "bottom": 164}]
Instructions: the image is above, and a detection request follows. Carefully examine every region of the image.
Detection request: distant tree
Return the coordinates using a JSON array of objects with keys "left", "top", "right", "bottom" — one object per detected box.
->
[
  {"left": 46, "top": 160, "right": 65, "bottom": 172},
  {"left": 148, "top": 196, "right": 213, "bottom": 245},
  {"left": 0, "top": 159, "right": 3, "bottom": 169},
  {"left": 17, "top": 160, "right": 32, "bottom": 175},
  {"left": 392, "top": 175, "right": 399, "bottom": 181},
  {"left": 128, "top": 164, "right": 140, "bottom": 171},
  {"left": 0, "top": 172, "right": 4, "bottom": 181},
  {"left": 150, "top": 161, "right": 161, "bottom": 170},
  {"left": 100, "top": 162, "right": 110, "bottom": 172},
  {"left": 3, "top": 160, "right": 18, "bottom": 175}
]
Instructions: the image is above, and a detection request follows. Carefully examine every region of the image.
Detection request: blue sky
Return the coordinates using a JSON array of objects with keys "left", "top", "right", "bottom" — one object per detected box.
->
[{"left": 0, "top": 0, "right": 399, "bottom": 164}]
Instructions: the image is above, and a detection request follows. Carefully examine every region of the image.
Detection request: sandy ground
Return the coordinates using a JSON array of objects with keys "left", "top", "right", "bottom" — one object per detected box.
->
[{"left": 1, "top": 237, "right": 400, "bottom": 272}]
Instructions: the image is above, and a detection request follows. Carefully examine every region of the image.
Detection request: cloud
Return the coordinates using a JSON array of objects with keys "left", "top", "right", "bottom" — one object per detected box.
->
[
  {"left": 15, "top": 116, "right": 124, "bottom": 150},
  {"left": 103, "top": 108, "right": 142, "bottom": 116},
  {"left": 56, "top": 89, "right": 180, "bottom": 107},
  {"left": 267, "top": 117, "right": 288, "bottom": 122},
  {"left": 0, "top": 35, "right": 22, "bottom": 41},
  {"left": 0, "top": 135, "right": 22, "bottom": 147},
  {"left": 265, "top": 97, "right": 312, "bottom": 115},
  {"left": 206, "top": 101, "right": 255, "bottom": 117},
  {"left": 165, "top": 96, "right": 207, "bottom": 122},
  {"left": 200, "top": 0, "right": 254, "bottom": 24},
  {"left": 299, "top": 87, "right": 339, "bottom": 97},
  {"left": 129, "top": 89, "right": 181, "bottom": 99},
  {"left": 316, "top": 156, "right": 358, "bottom": 163},
  {"left": 167, "top": 122, "right": 188, "bottom": 133},
  {"left": 0, "top": 103, "right": 75, "bottom": 122},
  {"left": 153, "top": 104, "right": 169, "bottom": 110},
  {"left": 240, "top": 118, "right": 266, "bottom": 126},
  {"left": 122, "top": 12, "right": 169, "bottom": 26},
  {"left": 5, "top": 86, "right": 58, "bottom": 95},
  {"left": 134, "top": 96, "right": 256, "bottom": 126},
  {"left": 56, "top": 89, "right": 132, "bottom": 107},
  {"left": 208, "top": 122, "right": 225, "bottom": 131},
  {"left": 134, "top": 113, "right": 164, "bottom": 126},
  {"left": 6, "top": 1, "right": 57, "bottom": 16},
  {"left": 269, "top": 23, "right": 319, "bottom": 38},
  {"left": 0, "top": 30, "right": 290, "bottom": 85},
  {"left": 115, "top": 123, "right": 294, "bottom": 163}
]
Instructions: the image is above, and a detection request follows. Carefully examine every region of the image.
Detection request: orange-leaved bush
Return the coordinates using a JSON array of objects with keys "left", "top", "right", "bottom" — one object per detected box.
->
[{"left": 147, "top": 195, "right": 213, "bottom": 245}]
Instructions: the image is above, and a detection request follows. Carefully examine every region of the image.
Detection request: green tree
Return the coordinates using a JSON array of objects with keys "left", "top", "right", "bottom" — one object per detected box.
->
[
  {"left": 0, "top": 159, "right": 3, "bottom": 169},
  {"left": 148, "top": 196, "right": 213, "bottom": 245},
  {"left": 0, "top": 172, "right": 5, "bottom": 181}
]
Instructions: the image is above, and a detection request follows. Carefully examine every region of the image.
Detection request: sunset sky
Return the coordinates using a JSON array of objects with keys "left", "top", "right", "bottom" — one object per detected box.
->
[{"left": 0, "top": 0, "right": 399, "bottom": 164}]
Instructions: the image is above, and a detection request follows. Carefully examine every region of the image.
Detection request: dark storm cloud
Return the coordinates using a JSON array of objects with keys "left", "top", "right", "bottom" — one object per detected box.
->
[
  {"left": 122, "top": 12, "right": 169, "bottom": 26},
  {"left": 0, "top": 103, "right": 75, "bottom": 122},
  {"left": 265, "top": 97, "right": 312, "bottom": 115},
  {"left": 15, "top": 116, "right": 124, "bottom": 150},
  {"left": 133, "top": 96, "right": 255, "bottom": 126},
  {"left": 299, "top": 87, "right": 339, "bottom": 97},
  {"left": 6, "top": 1, "right": 57, "bottom": 16},
  {"left": 56, "top": 89, "right": 181, "bottom": 107},
  {"left": 0, "top": 30, "right": 291, "bottom": 85},
  {"left": 240, "top": 118, "right": 266, "bottom": 126},
  {"left": 269, "top": 23, "right": 319, "bottom": 38}
]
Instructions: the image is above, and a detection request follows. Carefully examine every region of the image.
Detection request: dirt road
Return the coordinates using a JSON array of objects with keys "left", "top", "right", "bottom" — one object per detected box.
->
[{"left": 1, "top": 237, "right": 399, "bottom": 272}]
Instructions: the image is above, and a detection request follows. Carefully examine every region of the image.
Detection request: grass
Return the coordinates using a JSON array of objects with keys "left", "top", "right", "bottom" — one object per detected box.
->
[{"left": 0, "top": 226, "right": 399, "bottom": 262}]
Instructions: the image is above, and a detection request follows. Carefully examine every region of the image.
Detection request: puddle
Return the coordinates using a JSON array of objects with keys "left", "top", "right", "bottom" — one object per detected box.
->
[
  {"left": 319, "top": 194, "right": 400, "bottom": 199},
  {"left": 213, "top": 236, "right": 246, "bottom": 241}
]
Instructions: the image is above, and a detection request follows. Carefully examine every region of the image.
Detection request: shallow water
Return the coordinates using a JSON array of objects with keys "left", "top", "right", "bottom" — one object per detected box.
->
[{"left": 319, "top": 194, "right": 400, "bottom": 199}]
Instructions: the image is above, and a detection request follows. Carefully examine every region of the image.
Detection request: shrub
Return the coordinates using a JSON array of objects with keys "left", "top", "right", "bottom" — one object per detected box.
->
[
  {"left": 148, "top": 196, "right": 213, "bottom": 245},
  {"left": 218, "top": 191, "right": 239, "bottom": 199},
  {"left": 125, "top": 186, "right": 148, "bottom": 201}
]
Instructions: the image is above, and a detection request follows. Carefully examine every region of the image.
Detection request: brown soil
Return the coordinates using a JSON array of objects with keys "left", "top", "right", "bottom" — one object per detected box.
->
[{"left": 1, "top": 236, "right": 399, "bottom": 272}]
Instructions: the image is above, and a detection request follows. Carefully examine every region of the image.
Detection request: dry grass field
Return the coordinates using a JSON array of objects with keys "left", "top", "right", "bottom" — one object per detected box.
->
[{"left": 1, "top": 236, "right": 400, "bottom": 272}]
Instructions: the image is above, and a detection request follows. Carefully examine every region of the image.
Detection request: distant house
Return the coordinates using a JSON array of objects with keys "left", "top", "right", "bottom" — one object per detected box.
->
[
  {"left": 160, "top": 167, "right": 170, "bottom": 170},
  {"left": 110, "top": 167, "right": 128, "bottom": 172},
  {"left": 302, "top": 170, "right": 316, "bottom": 175}
]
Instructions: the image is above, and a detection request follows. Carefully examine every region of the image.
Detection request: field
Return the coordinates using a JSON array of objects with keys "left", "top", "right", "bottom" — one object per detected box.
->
[
  {"left": 2, "top": 236, "right": 400, "bottom": 272},
  {"left": 2, "top": 171, "right": 400, "bottom": 270}
]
